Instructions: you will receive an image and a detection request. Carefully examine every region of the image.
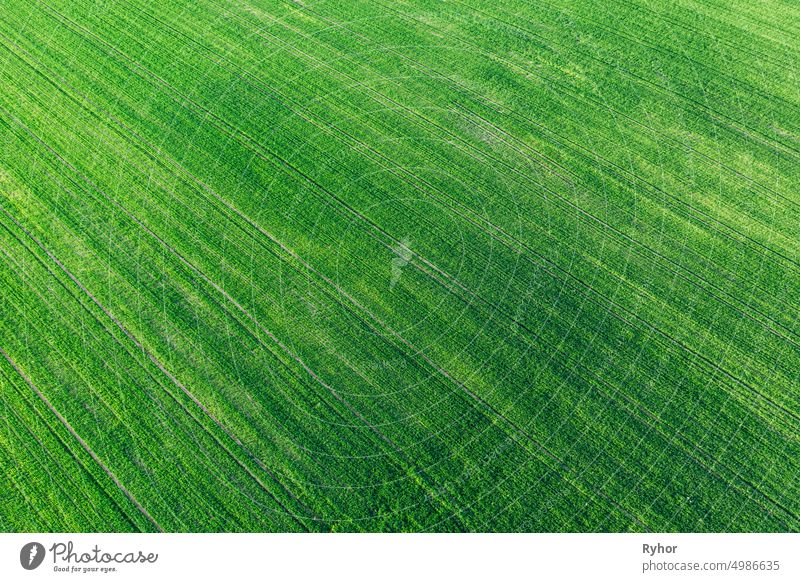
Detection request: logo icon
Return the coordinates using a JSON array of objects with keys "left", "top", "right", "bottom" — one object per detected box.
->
[
  {"left": 20, "top": 542, "right": 45, "bottom": 570},
  {"left": 390, "top": 237, "right": 413, "bottom": 290}
]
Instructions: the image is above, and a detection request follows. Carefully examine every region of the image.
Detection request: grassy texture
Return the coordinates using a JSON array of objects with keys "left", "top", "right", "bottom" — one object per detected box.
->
[{"left": 0, "top": 0, "right": 798, "bottom": 532}]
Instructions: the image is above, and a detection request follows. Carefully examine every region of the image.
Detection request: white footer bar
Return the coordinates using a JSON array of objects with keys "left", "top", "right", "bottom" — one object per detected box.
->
[{"left": 1, "top": 533, "right": 796, "bottom": 581}]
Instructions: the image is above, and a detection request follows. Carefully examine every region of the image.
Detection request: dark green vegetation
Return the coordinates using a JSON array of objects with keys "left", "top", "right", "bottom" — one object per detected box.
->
[{"left": 0, "top": 0, "right": 798, "bottom": 532}]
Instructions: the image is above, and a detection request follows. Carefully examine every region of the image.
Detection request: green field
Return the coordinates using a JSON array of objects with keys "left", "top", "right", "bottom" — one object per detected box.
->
[{"left": 0, "top": 0, "right": 798, "bottom": 532}]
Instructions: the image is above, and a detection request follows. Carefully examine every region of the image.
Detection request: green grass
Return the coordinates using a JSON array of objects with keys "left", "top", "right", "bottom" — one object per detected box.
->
[{"left": 0, "top": 0, "right": 798, "bottom": 532}]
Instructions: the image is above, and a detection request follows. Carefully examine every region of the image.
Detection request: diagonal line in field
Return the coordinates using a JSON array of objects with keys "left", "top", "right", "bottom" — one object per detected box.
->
[
  {"left": 0, "top": 199, "right": 317, "bottom": 530},
  {"left": 0, "top": 345, "right": 164, "bottom": 532}
]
